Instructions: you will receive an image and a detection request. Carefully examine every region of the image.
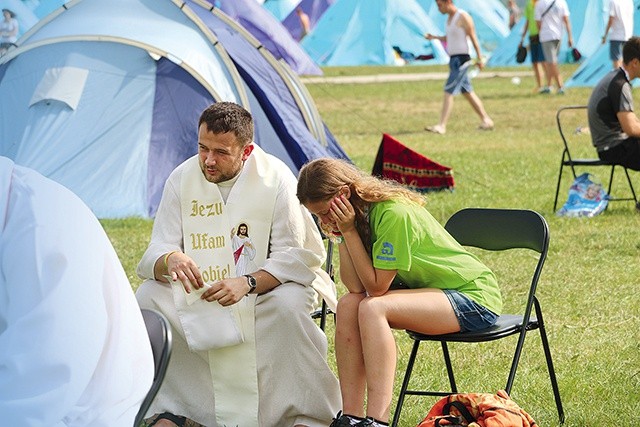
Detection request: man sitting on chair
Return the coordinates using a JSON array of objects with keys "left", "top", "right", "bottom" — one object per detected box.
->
[{"left": 588, "top": 36, "right": 640, "bottom": 173}]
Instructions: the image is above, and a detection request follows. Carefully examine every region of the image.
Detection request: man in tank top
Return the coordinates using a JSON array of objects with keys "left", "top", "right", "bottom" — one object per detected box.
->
[{"left": 424, "top": 0, "right": 494, "bottom": 135}]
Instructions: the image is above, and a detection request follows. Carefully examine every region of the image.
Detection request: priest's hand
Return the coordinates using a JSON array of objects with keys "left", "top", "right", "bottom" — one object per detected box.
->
[
  {"left": 200, "top": 277, "right": 247, "bottom": 306},
  {"left": 165, "top": 251, "right": 205, "bottom": 293}
]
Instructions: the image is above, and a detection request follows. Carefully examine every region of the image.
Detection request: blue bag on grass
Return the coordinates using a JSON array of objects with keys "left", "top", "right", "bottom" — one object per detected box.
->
[{"left": 556, "top": 173, "right": 608, "bottom": 217}]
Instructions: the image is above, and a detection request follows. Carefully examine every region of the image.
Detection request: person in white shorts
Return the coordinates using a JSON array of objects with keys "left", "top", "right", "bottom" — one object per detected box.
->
[{"left": 535, "top": 0, "right": 573, "bottom": 94}]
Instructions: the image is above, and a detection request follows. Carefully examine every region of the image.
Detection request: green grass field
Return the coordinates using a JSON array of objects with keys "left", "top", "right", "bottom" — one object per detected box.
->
[{"left": 103, "top": 64, "right": 640, "bottom": 426}]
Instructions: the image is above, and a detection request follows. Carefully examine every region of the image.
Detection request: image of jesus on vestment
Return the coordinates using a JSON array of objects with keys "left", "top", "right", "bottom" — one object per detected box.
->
[{"left": 231, "top": 222, "right": 257, "bottom": 276}]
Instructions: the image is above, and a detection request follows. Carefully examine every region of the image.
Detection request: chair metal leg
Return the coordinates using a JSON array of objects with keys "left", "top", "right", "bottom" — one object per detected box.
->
[
  {"left": 534, "top": 299, "right": 565, "bottom": 424},
  {"left": 391, "top": 339, "right": 421, "bottom": 427},
  {"left": 553, "top": 150, "right": 571, "bottom": 212},
  {"left": 553, "top": 159, "right": 566, "bottom": 212},
  {"left": 441, "top": 341, "right": 458, "bottom": 393},
  {"left": 319, "top": 299, "right": 327, "bottom": 331},
  {"left": 607, "top": 166, "right": 616, "bottom": 196},
  {"left": 317, "top": 239, "right": 334, "bottom": 331},
  {"left": 505, "top": 327, "right": 529, "bottom": 394},
  {"left": 623, "top": 168, "right": 638, "bottom": 203},
  {"left": 605, "top": 166, "right": 638, "bottom": 205}
]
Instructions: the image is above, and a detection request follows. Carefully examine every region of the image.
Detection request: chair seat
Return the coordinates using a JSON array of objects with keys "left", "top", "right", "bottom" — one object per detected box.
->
[
  {"left": 562, "top": 158, "right": 613, "bottom": 166},
  {"left": 406, "top": 314, "right": 539, "bottom": 343}
]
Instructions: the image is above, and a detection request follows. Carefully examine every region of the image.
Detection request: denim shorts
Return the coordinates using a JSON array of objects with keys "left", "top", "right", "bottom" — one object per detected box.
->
[
  {"left": 609, "top": 40, "right": 624, "bottom": 61},
  {"left": 530, "top": 41, "right": 544, "bottom": 63},
  {"left": 444, "top": 54, "right": 473, "bottom": 95},
  {"left": 443, "top": 289, "right": 498, "bottom": 332}
]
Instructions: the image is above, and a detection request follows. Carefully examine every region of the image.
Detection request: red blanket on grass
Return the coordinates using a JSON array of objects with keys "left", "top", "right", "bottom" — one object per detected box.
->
[{"left": 372, "top": 133, "right": 454, "bottom": 192}]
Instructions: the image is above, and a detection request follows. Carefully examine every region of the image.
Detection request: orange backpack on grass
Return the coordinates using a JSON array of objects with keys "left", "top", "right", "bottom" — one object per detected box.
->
[{"left": 417, "top": 390, "right": 537, "bottom": 427}]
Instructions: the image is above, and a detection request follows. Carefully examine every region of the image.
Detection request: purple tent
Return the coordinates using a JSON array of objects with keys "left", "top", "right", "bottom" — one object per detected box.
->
[
  {"left": 212, "top": 0, "right": 322, "bottom": 75},
  {"left": 281, "top": 0, "right": 336, "bottom": 42}
]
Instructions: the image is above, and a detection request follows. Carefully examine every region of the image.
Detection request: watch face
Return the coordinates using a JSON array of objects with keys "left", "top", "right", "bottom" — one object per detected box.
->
[{"left": 246, "top": 274, "right": 257, "bottom": 292}]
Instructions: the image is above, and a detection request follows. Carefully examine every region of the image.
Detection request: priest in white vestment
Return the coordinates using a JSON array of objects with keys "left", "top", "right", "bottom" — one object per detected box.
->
[
  {"left": 135, "top": 102, "right": 341, "bottom": 427},
  {"left": 0, "top": 156, "right": 154, "bottom": 426}
]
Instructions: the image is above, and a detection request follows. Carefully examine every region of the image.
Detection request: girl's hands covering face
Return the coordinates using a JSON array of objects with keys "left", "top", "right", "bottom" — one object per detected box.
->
[{"left": 330, "top": 194, "right": 356, "bottom": 233}]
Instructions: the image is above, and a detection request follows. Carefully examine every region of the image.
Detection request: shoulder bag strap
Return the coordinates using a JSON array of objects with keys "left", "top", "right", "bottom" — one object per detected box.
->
[{"left": 541, "top": 0, "right": 557, "bottom": 18}]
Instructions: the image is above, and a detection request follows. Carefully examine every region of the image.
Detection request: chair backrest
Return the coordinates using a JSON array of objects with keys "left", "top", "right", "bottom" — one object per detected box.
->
[
  {"left": 444, "top": 208, "right": 549, "bottom": 319},
  {"left": 444, "top": 208, "right": 549, "bottom": 254},
  {"left": 134, "top": 309, "right": 172, "bottom": 427},
  {"left": 556, "top": 105, "right": 591, "bottom": 161}
]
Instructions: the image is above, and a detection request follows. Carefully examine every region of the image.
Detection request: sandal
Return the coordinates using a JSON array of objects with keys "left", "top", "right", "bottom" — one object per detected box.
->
[
  {"left": 477, "top": 122, "right": 494, "bottom": 131},
  {"left": 425, "top": 125, "right": 445, "bottom": 135},
  {"left": 147, "top": 412, "right": 187, "bottom": 427}
]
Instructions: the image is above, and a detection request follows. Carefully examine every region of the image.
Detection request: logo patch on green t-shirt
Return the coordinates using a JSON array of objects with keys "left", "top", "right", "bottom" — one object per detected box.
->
[{"left": 376, "top": 241, "right": 396, "bottom": 261}]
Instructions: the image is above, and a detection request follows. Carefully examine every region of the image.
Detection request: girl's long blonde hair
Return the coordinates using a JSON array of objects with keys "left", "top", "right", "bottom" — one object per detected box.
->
[{"left": 297, "top": 158, "right": 425, "bottom": 247}]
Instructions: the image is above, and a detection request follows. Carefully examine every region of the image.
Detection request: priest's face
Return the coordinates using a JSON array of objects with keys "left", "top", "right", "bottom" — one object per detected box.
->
[{"left": 198, "top": 125, "right": 254, "bottom": 183}]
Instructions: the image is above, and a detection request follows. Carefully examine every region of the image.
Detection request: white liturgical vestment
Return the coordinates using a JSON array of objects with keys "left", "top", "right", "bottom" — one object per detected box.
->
[{"left": 136, "top": 146, "right": 341, "bottom": 426}]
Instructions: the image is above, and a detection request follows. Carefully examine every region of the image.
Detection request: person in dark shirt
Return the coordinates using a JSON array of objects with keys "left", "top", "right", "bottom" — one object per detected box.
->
[{"left": 587, "top": 36, "right": 640, "bottom": 172}]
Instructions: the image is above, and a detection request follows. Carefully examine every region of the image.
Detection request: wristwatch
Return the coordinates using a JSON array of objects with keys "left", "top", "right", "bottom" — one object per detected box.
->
[{"left": 244, "top": 274, "right": 257, "bottom": 294}]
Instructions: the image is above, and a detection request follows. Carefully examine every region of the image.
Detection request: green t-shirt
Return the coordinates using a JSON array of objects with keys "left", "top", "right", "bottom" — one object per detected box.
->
[
  {"left": 369, "top": 200, "right": 503, "bottom": 315},
  {"left": 525, "top": 0, "right": 539, "bottom": 37}
]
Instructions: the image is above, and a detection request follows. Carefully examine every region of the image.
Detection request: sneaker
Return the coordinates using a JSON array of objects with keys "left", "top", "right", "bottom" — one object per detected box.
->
[
  {"left": 355, "top": 418, "right": 389, "bottom": 427},
  {"left": 330, "top": 411, "right": 365, "bottom": 427},
  {"left": 538, "top": 86, "right": 551, "bottom": 94},
  {"left": 557, "top": 87, "right": 565, "bottom": 95}
]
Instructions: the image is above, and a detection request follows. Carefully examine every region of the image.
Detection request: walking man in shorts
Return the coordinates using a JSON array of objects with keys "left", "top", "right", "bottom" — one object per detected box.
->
[
  {"left": 424, "top": 0, "right": 494, "bottom": 134},
  {"left": 535, "top": 0, "right": 573, "bottom": 94}
]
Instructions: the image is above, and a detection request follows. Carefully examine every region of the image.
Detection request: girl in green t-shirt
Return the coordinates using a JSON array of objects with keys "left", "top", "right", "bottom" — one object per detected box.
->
[{"left": 297, "top": 158, "right": 502, "bottom": 427}]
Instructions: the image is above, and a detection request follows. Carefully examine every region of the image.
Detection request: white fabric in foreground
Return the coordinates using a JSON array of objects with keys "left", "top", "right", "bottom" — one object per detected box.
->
[{"left": 0, "top": 156, "right": 154, "bottom": 426}]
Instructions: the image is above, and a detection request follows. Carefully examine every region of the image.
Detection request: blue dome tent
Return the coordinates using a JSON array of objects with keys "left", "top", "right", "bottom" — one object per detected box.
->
[
  {"left": 0, "top": 0, "right": 347, "bottom": 218},
  {"left": 281, "top": 0, "right": 336, "bottom": 42},
  {"left": 213, "top": 0, "right": 322, "bottom": 76},
  {"left": 566, "top": 0, "right": 640, "bottom": 87},
  {"left": 262, "top": 0, "right": 298, "bottom": 21},
  {"left": 301, "top": 0, "right": 448, "bottom": 66}
]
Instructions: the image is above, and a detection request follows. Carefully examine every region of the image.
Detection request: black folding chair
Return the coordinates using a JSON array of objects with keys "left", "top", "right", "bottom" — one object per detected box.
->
[
  {"left": 311, "top": 238, "right": 336, "bottom": 331},
  {"left": 134, "top": 309, "right": 173, "bottom": 427},
  {"left": 553, "top": 105, "right": 637, "bottom": 211},
  {"left": 391, "top": 208, "right": 564, "bottom": 426}
]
